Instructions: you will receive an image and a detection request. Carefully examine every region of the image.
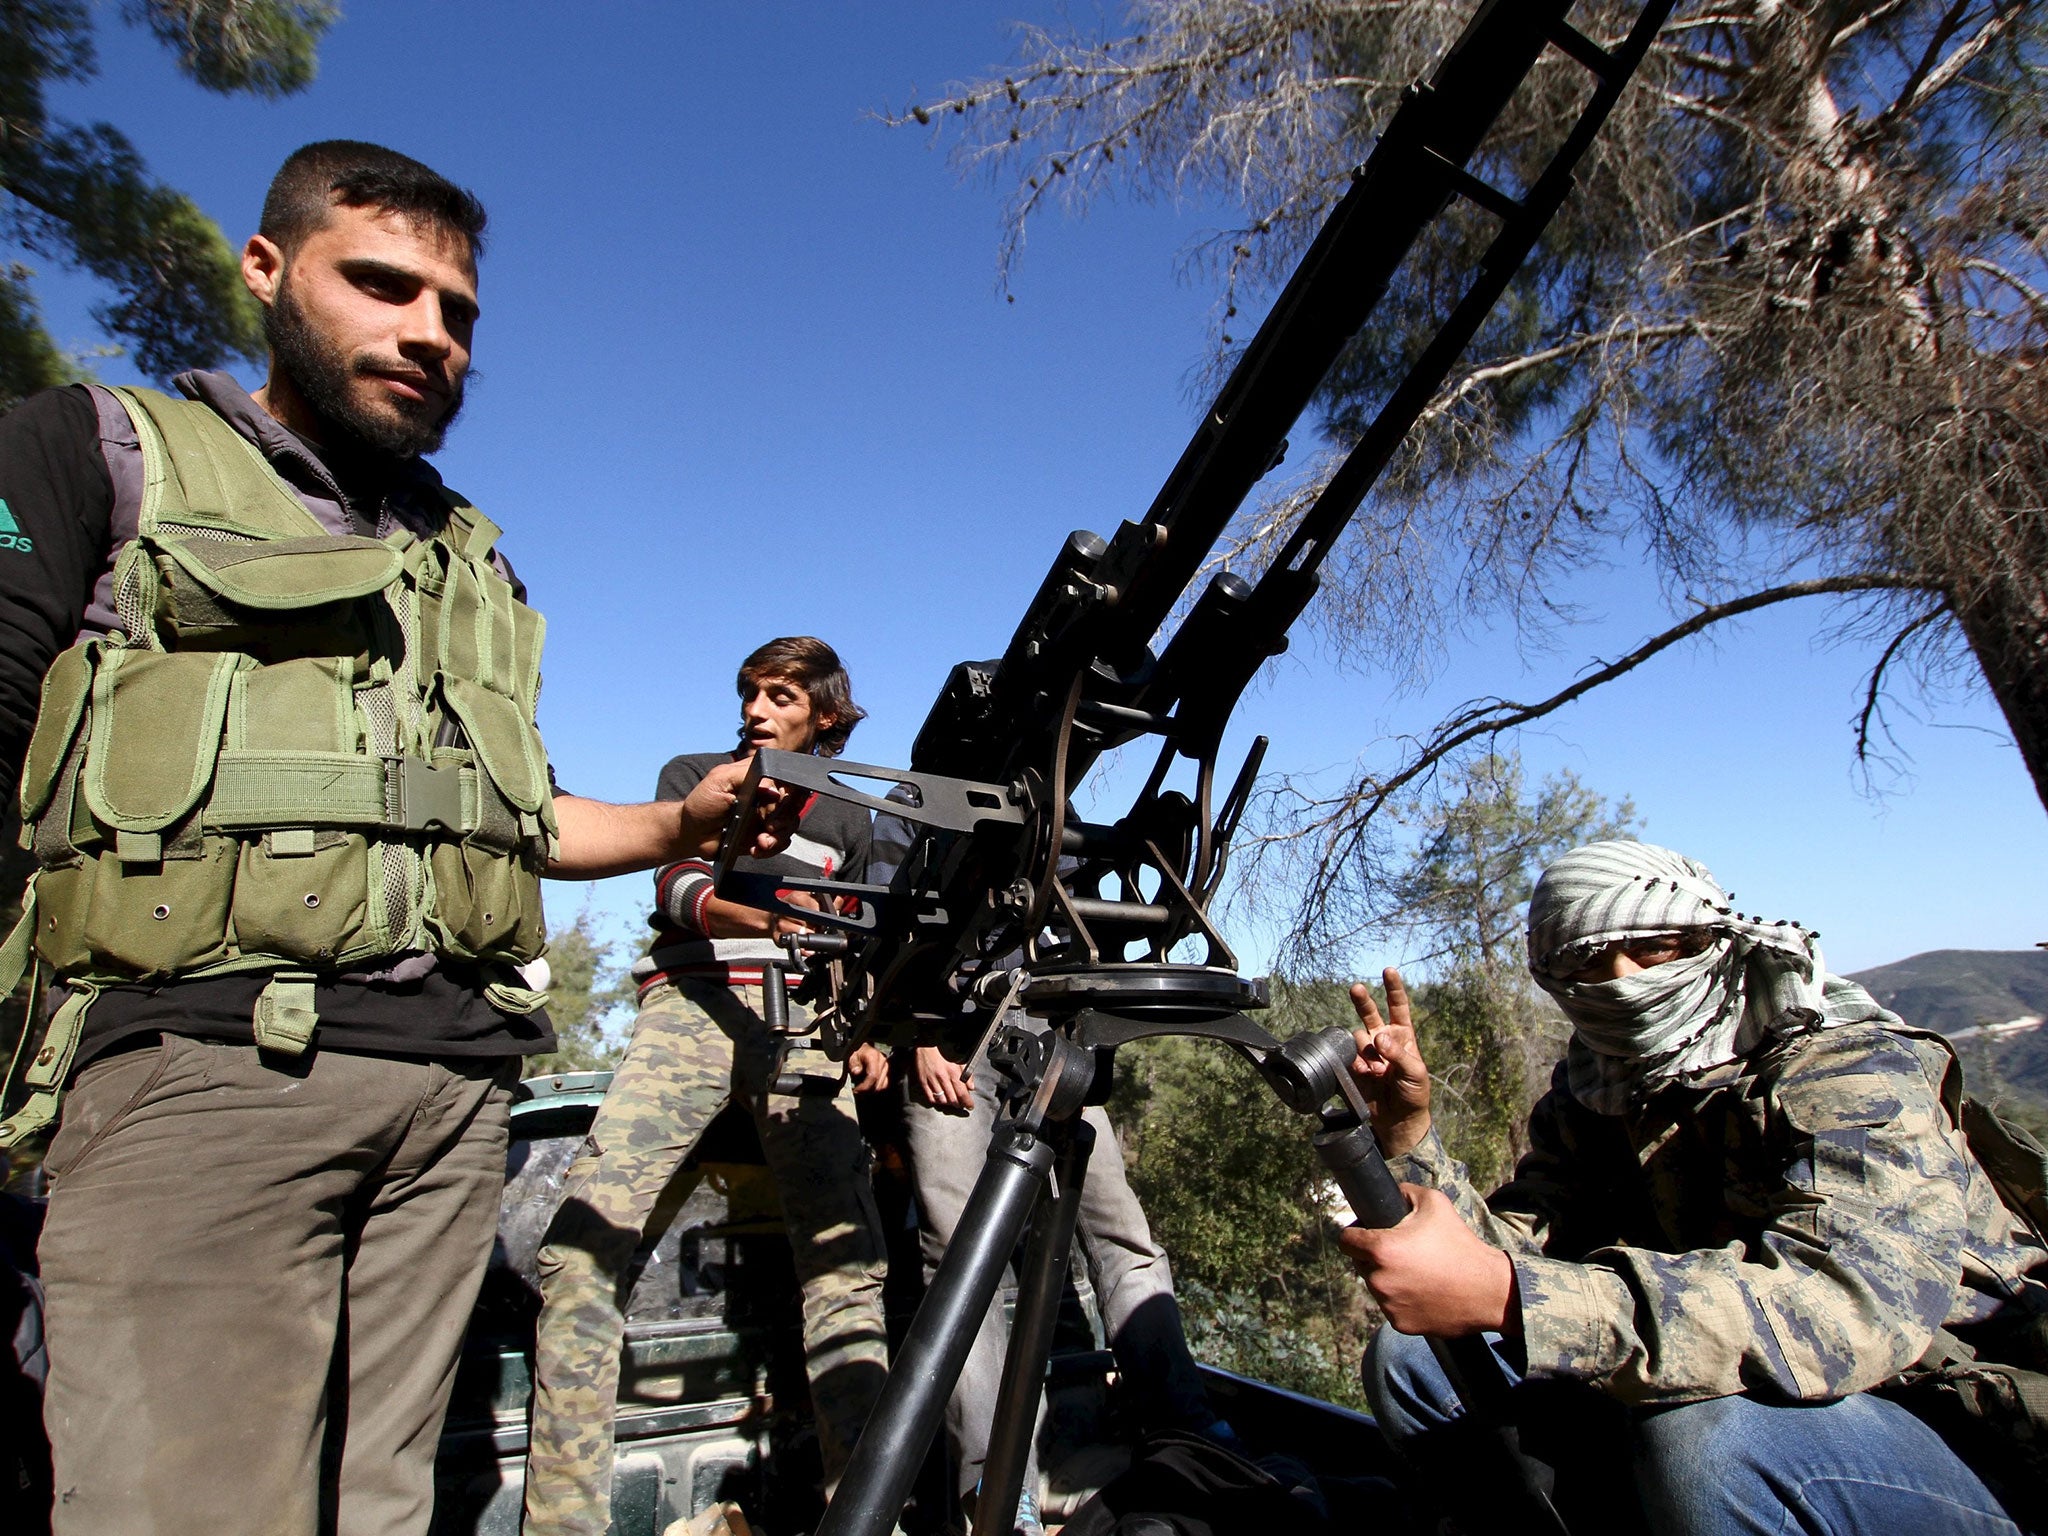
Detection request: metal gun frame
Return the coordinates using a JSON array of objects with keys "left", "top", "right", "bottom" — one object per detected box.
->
[{"left": 711, "top": 1, "right": 1677, "bottom": 1530}]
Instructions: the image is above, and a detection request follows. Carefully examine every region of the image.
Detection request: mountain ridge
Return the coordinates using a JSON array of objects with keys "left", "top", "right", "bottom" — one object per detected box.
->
[{"left": 1847, "top": 947, "right": 2048, "bottom": 1134}]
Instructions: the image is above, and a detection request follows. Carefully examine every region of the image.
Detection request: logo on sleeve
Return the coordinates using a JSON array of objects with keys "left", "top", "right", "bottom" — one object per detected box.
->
[{"left": 0, "top": 500, "right": 32, "bottom": 554}]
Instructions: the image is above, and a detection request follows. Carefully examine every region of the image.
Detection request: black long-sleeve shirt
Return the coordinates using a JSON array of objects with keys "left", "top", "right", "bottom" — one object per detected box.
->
[
  {"left": 0, "top": 379, "right": 555, "bottom": 1064},
  {"left": 0, "top": 387, "right": 109, "bottom": 813}
]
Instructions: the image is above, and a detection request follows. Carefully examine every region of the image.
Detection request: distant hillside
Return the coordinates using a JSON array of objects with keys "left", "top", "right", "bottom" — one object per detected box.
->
[
  {"left": 1849, "top": 948, "right": 2048, "bottom": 1033},
  {"left": 1848, "top": 949, "right": 2048, "bottom": 1135}
]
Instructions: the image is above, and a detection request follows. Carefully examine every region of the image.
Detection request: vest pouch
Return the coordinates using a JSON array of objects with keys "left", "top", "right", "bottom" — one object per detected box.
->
[
  {"left": 32, "top": 860, "right": 92, "bottom": 974},
  {"left": 232, "top": 830, "right": 373, "bottom": 965},
  {"left": 150, "top": 532, "right": 400, "bottom": 662},
  {"left": 212, "top": 656, "right": 377, "bottom": 963},
  {"left": 425, "top": 674, "right": 547, "bottom": 961},
  {"left": 427, "top": 840, "right": 543, "bottom": 962},
  {"left": 69, "top": 649, "right": 243, "bottom": 978},
  {"left": 77, "top": 840, "right": 238, "bottom": 978},
  {"left": 82, "top": 650, "right": 241, "bottom": 834},
  {"left": 438, "top": 675, "right": 547, "bottom": 818},
  {"left": 19, "top": 642, "right": 94, "bottom": 828}
]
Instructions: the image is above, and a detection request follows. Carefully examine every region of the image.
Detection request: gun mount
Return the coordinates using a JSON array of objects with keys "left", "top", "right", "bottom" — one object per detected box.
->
[
  {"left": 715, "top": 4, "right": 1677, "bottom": 1533},
  {"left": 719, "top": 0, "right": 1677, "bottom": 1058}
]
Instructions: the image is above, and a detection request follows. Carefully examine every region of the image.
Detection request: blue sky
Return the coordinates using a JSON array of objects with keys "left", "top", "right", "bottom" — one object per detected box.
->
[{"left": 27, "top": 1, "right": 2047, "bottom": 983}]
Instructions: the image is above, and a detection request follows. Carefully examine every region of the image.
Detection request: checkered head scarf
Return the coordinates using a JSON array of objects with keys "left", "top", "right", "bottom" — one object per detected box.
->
[{"left": 1525, "top": 840, "right": 1899, "bottom": 1115}]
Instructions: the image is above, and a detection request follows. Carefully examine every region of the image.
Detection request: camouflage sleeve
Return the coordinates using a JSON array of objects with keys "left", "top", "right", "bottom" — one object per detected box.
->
[
  {"left": 1387, "top": 1126, "right": 1485, "bottom": 1213},
  {"left": 1388, "top": 1080, "right": 1583, "bottom": 1257},
  {"left": 1514, "top": 1028, "right": 1973, "bottom": 1405},
  {"left": 1392, "top": 1081, "right": 1581, "bottom": 1253}
]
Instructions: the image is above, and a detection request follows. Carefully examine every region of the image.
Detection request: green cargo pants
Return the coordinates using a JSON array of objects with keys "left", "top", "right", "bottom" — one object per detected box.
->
[{"left": 522, "top": 976, "right": 889, "bottom": 1536}]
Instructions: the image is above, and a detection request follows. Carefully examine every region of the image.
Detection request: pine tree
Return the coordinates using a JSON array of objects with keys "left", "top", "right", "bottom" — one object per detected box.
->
[
  {"left": 1389, "top": 753, "right": 1635, "bottom": 1185},
  {"left": 900, "top": 0, "right": 2048, "bottom": 935},
  {"left": 0, "top": 1, "right": 336, "bottom": 408},
  {"left": 528, "top": 901, "right": 636, "bottom": 1076}
]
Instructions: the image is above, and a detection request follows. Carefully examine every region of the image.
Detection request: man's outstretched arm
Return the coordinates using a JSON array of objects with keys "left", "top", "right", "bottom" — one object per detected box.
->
[{"left": 547, "top": 759, "right": 791, "bottom": 879}]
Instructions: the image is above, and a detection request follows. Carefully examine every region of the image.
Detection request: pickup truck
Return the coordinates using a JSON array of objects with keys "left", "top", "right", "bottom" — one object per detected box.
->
[{"left": 429, "top": 1071, "right": 1392, "bottom": 1535}]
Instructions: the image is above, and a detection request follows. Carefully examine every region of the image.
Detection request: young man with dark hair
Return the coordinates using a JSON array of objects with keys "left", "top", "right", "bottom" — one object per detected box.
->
[
  {"left": 524, "top": 637, "right": 892, "bottom": 1536},
  {"left": 734, "top": 633, "right": 868, "bottom": 758},
  {"left": 0, "top": 140, "right": 783, "bottom": 1536}
]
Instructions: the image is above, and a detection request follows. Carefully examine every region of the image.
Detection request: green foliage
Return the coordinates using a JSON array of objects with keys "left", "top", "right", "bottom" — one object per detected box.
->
[
  {"left": 1390, "top": 753, "right": 1636, "bottom": 977},
  {"left": 0, "top": 0, "right": 335, "bottom": 407},
  {"left": 1117, "top": 976, "right": 1376, "bottom": 1411},
  {"left": 1384, "top": 753, "right": 1633, "bottom": 1184},
  {"left": 1175, "top": 1277, "right": 1366, "bottom": 1410},
  {"left": 528, "top": 900, "right": 636, "bottom": 1075},
  {"left": 127, "top": 1, "right": 334, "bottom": 97},
  {"left": 1407, "top": 969, "right": 1564, "bottom": 1195},
  {"left": 0, "top": 267, "right": 72, "bottom": 402}
]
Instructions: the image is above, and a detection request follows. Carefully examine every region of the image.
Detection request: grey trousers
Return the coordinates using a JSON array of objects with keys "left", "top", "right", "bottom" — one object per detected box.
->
[
  {"left": 37, "top": 1034, "right": 515, "bottom": 1536},
  {"left": 901, "top": 1039, "right": 1210, "bottom": 1504}
]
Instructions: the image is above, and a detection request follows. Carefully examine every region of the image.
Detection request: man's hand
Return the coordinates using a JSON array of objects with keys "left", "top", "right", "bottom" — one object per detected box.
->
[
  {"left": 547, "top": 765, "right": 798, "bottom": 880},
  {"left": 1338, "top": 1184, "right": 1520, "bottom": 1337},
  {"left": 679, "top": 758, "right": 798, "bottom": 860},
  {"left": 847, "top": 1042, "right": 890, "bottom": 1094},
  {"left": 912, "top": 1045, "right": 975, "bottom": 1112},
  {"left": 1350, "top": 968, "right": 1433, "bottom": 1159},
  {"left": 697, "top": 884, "right": 814, "bottom": 940},
  {"left": 770, "top": 889, "right": 820, "bottom": 941}
]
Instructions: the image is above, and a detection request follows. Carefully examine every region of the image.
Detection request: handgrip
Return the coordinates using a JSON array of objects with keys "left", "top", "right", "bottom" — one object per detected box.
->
[
  {"left": 1314, "top": 1120, "right": 1410, "bottom": 1228},
  {"left": 1317, "top": 1120, "right": 1570, "bottom": 1535},
  {"left": 761, "top": 967, "right": 788, "bottom": 1033}
]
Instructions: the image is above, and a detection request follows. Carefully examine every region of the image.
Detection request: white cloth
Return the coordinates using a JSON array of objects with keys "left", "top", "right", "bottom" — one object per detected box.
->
[{"left": 1524, "top": 841, "right": 1900, "bottom": 1114}]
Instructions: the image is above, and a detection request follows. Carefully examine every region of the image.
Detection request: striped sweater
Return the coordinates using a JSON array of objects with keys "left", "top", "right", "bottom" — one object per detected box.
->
[{"left": 639, "top": 749, "right": 870, "bottom": 990}]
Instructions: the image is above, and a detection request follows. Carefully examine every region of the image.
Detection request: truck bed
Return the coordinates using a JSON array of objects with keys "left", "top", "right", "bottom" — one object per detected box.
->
[{"left": 431, "top": 1072, "right": 1395, "bottom": 1535}]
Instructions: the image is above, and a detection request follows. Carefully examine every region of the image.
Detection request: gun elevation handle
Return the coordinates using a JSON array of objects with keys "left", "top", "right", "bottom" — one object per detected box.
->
[
  {"left": 1315, "top": 1119, "right": 1410, "bottom": 1228},
  {"left": 1318, "top": 1119, "right": 1572, "bottom": 1535}
]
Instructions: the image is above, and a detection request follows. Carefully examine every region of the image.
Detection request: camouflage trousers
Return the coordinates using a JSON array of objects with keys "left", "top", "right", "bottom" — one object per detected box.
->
[{"left": 522, "top": 977, "right": 889, "bottom": 1536}]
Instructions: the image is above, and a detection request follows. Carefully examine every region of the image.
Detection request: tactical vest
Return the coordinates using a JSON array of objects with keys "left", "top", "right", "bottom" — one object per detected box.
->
[{"left": 0, "top": 386, "right": 555, "bottom": 1142}]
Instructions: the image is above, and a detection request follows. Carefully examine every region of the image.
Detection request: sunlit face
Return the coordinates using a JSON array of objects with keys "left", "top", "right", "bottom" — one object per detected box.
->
[
  {"left": 1562, "top": 930, "right": 1714, "bottom": 985},
  {"left": 739, "top": 673, "right": 834, "bottom": 755},
  {"left": 243, "top": 201, "right": 478, "bottom": 457}
]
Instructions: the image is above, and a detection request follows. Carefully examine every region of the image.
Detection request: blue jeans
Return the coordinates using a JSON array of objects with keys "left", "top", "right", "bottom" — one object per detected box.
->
[{"left": 1365, "top": 1327, "right": 2026, "bottom": 1535}]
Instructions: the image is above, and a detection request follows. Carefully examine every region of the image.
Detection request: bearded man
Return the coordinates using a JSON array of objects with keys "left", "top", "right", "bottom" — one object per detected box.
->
[
  {"left": 1342, "top": 840, "right": 2048, "bottom": 1534},
  {"left": 0, "top": 141, "right": 783, "bottom": 1536}
]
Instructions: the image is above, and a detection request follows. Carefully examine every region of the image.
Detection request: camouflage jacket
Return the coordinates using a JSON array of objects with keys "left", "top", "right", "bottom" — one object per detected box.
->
[{"left": 1392, "top": 1022, "right": 2048, "bottom": 1405}]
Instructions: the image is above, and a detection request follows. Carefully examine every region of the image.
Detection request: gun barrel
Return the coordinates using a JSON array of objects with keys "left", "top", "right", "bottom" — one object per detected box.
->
[{"left": 725, "top": 0, "right": 1677, "bottom": 1052}]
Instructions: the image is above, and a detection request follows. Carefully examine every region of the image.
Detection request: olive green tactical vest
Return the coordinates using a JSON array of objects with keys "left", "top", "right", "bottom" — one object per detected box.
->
[{"left": 0, "top": 386, "right": 555, "bottom": 1142}]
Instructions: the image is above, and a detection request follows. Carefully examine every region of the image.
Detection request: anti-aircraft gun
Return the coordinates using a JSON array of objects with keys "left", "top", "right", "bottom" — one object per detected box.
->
[{"left": 715, "top": 2, "right": 1673, "bottom": 1530}]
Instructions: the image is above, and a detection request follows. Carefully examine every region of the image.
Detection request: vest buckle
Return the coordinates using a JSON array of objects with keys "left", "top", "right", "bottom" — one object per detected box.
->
[{"left": 384, "top": 756, "right": 467, "bottom": 836}]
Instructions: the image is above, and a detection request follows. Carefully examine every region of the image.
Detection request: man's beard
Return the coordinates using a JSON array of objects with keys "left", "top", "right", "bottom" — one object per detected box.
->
[{"left": 264, "top": 278, "right": 466, "bottom": 460}]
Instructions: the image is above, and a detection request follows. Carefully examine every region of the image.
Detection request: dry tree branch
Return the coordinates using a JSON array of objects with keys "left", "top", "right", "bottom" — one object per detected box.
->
[
  {"left": 1268, "top": 573, "right": 1932, "bottom": 930},
  {"left": 1877, "top": 0, "right": 2032, "bottom": 131},
  {"left": 1956, "top": 256, "right": 2048, "bottom": 323},
  {"left": 1416, "top": 320, "right": 1701, "bottom": 429},
  {"left": 1252, "top": 575, "right": 1941, "bottom": 958},
  {"left": 1885, "top": 0, "right": 1990, "bottom": 123},
  {"left": 1828, "top": 0, "right": 1926, "bottom": 47},
  {"left": 1854, "top": 608, "right": 1948, "bottom": 764}
]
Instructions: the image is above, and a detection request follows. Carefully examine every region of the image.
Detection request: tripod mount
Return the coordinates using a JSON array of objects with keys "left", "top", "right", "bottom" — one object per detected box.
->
[{"left": 815, "top": 959, "right": 1462, "bottom": 1536}]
